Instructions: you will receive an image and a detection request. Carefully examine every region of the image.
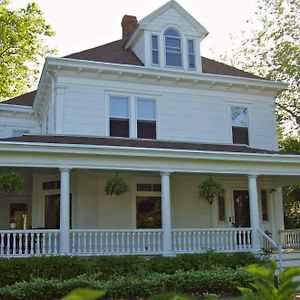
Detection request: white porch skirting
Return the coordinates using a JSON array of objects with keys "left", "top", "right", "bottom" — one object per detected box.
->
[{"left": 0, "top": 228, "right": 254, "bottom": 258}]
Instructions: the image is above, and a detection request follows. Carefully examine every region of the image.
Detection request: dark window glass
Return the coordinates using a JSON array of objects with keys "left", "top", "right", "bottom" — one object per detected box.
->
[
  {"left": 261, "top": 190, "right": 268, "bottom": 221},
  {"left": 232, "top": 127, "right": 249, "bottom": 145},
  {"left": 137, "top": 120, "right": 156, "bottom": 139},
  {"left": 110, "top": 118, "right": 129, "bottom": 138},
  {"left": 43, "top": 181, "right": 60, "bottom": 190},
  {"left": 137, "top": 184, "right": 152, "bottom": 192},
  {"left": 153, "top": 184, "right": 161, "bottom": 192},
  {"left": 136, "top": 196, "right": 161, "bottom": 229},
  {"left": 10, "top": 203, "right": 28, "bottom": 229},
  {"left": 218, "top": 192, "right": 225, "bottom": 221}
]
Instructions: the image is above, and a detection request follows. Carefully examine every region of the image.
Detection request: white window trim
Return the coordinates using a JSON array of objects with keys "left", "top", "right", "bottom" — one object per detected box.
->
[{"left": 105, "top": 92, "right": 159, "bottom": 139}]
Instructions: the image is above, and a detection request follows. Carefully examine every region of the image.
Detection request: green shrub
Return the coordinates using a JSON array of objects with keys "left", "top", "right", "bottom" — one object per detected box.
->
[
  {"left": 0, "top": 268, "right": 253, "bottom": 300},
  {"left": 0, "top": 252, "right": 259, "bottom": 288}
]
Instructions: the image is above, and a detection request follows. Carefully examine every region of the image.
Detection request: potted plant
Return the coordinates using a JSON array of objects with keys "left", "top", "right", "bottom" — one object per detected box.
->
[
  {"left": 104, "top": 173, "right": 129, "bottom": 196},
  {"left": 199, "top": 175, "right": 223, "bottom": 205},
  {"left": 0, "top": 171, "right": 24, "bottom": 193}
]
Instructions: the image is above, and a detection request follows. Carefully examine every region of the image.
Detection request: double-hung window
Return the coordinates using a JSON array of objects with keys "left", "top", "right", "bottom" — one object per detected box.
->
[
  {"left": 151, "top": 35, "right": 159, "bottom": 65},
  {"left": 187, "top": 39, "right": 195, "bottom": 69},
  {"left": 109, "top": 96, "right": 130, "bottom": 138},
  {"left": 231, "top": 106, "right": 249, "bottom": 145},
  {"left": 137, "top": 98, "right": 156, "bottom": 139},
  {"left": 164, "top": 28, "right": 182, "bottom": 67}
]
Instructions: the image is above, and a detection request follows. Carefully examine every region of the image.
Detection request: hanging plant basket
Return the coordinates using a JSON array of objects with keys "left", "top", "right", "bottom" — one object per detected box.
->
[
  {"left": 0, "top": 171, "right": 24, "bottom": 193},
  {"left": 199, "top": 175, "right": 223, "bottom": 205},
  {"left": 104, "top": 173, "right": 130, "bottom": 196}
]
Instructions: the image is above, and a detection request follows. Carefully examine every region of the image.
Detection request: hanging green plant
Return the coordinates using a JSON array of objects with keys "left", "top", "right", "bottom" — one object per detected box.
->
[
  {"left": 199, "top": 175, "right": 223, "bottom": 205},
  {"left": 0, "top": 171, "right": 24, "bottom": 193},
  {"left": 104, "top": 173, "right": 130, "bottom": 196}
]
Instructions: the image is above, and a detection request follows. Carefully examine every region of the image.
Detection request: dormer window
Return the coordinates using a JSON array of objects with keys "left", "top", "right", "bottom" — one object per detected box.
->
[
  {"left": 151, "top": 35, "right": 159, "bottom": 65},
  {"left": 164, "top": 28, "right": 182, "bottom": 67}
]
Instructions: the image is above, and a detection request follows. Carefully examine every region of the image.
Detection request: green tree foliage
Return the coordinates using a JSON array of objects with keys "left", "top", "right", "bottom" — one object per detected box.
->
[
  {"left": 239, "top": 261, "right": 300, "bottom": 300},
  {"left": 279, "top": 136, "right": 300, "bottom": 228},
  {"left": 219, "top": 0, "right": 299, "bottom": 133},
  {"left": 0, "top": 0, "right": 55, "bottom": 101}
]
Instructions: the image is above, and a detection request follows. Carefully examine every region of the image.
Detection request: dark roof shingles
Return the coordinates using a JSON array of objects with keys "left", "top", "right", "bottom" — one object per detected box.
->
[
  {"left": 1, "top": 91, "right": 36, "bottom": 107},
  {"left": 0, "top": 135, "right": 279, "bottom": 155}
]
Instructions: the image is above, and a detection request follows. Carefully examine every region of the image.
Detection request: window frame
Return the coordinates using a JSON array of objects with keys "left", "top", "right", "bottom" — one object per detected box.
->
[
  {"left": 187, "top": 39, "right": 196, "bottom": 69},
  {"left": 151, "top": 34, "right": 159, "bottom": 66},
  {"left": 231, "top": 105, "right": 250, "bottom": 146},
  {"left": 109, "top": 95, "right": 130, "bottom": 138},
  {"left": 164, "top": 27, "right": 183, "bottom": 68},
  {"left": 136, "top": 98, "right": 157, "bottom": 140}
]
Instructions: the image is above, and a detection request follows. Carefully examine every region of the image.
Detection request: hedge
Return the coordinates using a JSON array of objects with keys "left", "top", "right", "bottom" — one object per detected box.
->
[
  {"left": 0, "top": 268, "right": 253, "bottom": 300},
  {"left": 0, "top": 252, "right": 261, "bottom": 287}
]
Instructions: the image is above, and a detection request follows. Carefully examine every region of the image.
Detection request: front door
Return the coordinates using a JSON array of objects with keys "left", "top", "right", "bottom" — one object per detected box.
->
[{"left": 233, "top": 190, "right": 250, "bottom": 228}]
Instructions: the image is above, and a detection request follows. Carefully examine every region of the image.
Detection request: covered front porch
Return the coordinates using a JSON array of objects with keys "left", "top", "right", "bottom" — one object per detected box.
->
[{"left": 0, "top": 137, "right": 299, "bottom": 257}]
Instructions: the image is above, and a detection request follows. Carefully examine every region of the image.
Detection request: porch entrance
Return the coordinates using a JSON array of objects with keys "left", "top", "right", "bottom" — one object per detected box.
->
[{"left": 233, "top": 190, "right": 250, "bottom": 228}]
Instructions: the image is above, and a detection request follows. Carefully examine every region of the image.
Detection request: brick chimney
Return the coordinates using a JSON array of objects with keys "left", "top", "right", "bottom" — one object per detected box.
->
[{"left": 121, "top": 15, "right": 138, "bottom": 39}]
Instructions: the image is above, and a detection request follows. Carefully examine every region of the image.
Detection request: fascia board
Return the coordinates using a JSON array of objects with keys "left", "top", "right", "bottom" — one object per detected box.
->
[
  {"left": 1, "top": 141, "right": 300, "bottom": 165},
  {"left": 0, "top": 104, "right": 33, "bottom": 113},
  {"left": 46, "top": 57, "right": 287, "bottom": 92}
]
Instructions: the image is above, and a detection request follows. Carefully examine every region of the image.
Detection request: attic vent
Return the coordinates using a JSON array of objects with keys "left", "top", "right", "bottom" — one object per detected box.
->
[{"left": 121, "top": 15, "right": 138, "bottom": 39}]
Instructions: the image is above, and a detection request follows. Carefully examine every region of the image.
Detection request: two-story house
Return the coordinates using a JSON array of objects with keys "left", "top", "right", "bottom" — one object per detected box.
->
[{"left": 0, "top": 0, "right": 300, "bottom": 258}]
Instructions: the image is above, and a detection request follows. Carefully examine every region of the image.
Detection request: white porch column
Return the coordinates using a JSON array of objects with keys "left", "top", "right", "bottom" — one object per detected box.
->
[
  {"left": 161, "top": 171, "right": 173, "bottom": 256},
  {"left": 248, "top": 174, "right": 260, "bottom": 252},
  {"left": 60, "top": 168, "right": 71, "bottom": 255}
]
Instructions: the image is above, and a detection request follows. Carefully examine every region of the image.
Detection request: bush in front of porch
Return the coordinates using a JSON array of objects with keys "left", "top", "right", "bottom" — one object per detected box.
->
[{"left": 0, "top": 252, "right": 261, "bottom": 299}]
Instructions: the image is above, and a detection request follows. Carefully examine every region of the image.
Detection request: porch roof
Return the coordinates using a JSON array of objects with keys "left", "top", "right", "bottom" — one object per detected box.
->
[{"left": 0, "top": 135, "right": 282, "bottom": 155}]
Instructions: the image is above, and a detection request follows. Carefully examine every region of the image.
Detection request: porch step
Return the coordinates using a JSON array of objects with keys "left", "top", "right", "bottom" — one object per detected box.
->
[{"left": 271, "top": 251, "right": 300, "bottom": 269}]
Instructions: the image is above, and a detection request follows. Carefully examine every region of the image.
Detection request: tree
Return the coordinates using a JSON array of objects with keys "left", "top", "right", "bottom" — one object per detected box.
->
[
  {"left": 0, "top": 0, "right": 55, "bottom": 101},
  {"left": 218, "top": 0, "right": 300, "bottom": 134},
  {"left": 279, "top": 136, "right": 300, "bottom": 228}
]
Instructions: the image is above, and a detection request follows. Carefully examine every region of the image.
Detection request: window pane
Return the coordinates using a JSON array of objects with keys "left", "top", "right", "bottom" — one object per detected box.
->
[
  {"left": 166, "top": 52, "right": 182, "bottom": 66},
  {"left": 218, "top": 193, "right": 225, "bottom": 221},
  {"left": 137, "top": 120, "right": 156, "bottom": 139},
  {"left": 152, "top": 50, "right": 159, "bottom": 65},
  {"left": 165, "top": 37, "right": 181, "bottom": 49},
  {"left": 110, "top": 119, "right": 129, "bottom": 137},
  {"left": 232, "top": 127, "right": 249, "bottom": 145},
  {"left": 136, "top": 196, "right": 161, "bottom": 229},
  {"left": 137, "top": 184, "right": 152, "bottom": 192},
  {"left": 152, "top": 35, "right": 158, "bottom": 49},
  {"left": 110, "top": 96, "right": 129, "bottom": 118},
  {"left": 164, "top": 28, "right": 180, "bottom": 37},
  {"left": 188, "top": 40, "right": 194, "bottom": 54},
  {"left": 231, "top": 107, "right": 248, "bottom": 127},
  {"left": 261, "top": 190, "right": 268, "bottom": 221},
  {"left": 137, "top": 99, "right": 156, "bottom": 120},
  {"left": 189, "top": 54, "right": 195, "bottom": 69}
]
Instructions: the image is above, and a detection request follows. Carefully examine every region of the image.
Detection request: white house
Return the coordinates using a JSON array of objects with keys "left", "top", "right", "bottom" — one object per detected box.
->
[{"left": 0, "top": 0, "right": 300, "bottom": 258}]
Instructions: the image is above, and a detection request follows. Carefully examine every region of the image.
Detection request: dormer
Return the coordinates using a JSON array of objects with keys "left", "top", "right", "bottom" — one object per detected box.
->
[{"left": 124, "top": 0, "right": 208, "bottom": 73}]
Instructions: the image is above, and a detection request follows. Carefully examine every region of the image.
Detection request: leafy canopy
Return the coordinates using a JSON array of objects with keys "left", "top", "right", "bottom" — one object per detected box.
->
[
  {"left": 0, "top": 0, "right": 55, "bottom": 101},
  {"left": 218, "top": 0, "right": 299, "bottom": 134}
]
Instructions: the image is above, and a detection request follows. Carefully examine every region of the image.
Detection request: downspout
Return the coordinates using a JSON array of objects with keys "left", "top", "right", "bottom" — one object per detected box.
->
[{"left": 46, "top": 72, "right": 56, "bottom": 134}]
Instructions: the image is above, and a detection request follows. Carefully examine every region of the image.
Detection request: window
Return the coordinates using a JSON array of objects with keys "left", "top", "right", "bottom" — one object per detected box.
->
[
  {"left": 109, "top": 96, "right": 130, "bottom": 137},
  {"left": 10, "top": 203, "right": 28, "bottom": 229},
  {"left": 187, "top": 39, "right": 195, "bottom": 69},
  {"left": 164, "top": 28, "right": 182, "bottom": 67},
  {"left": 231, "top": 106, "right": 249, "bottom": 145},
  {"left": 218, "top": 191, "right": 225, "bottom": 221},
  {"left": 137, "top": 98, "right": 156, "bottom": 139},
  {"left": 151, "top": 35, "right": 159, "bottom": 65},
  {"left": 136, "top": 196, "right": 161, "bottom": 228},
  {"left": 13, "top": 130, "right": 29, "bottom": 137},
  {"left": 261, "top": 190, "right": 268, "bottom": 221},
  {"left": 137, "top": 183, "right": 161, "bottom": 192}
]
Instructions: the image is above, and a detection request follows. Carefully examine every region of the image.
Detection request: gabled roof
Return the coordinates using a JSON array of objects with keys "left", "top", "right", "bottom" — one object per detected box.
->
[
  {"left": 0, "top": 135, "right": 280, "bottom": 155},
  {"left": 138, "top": 0, "right": 208, "bottom": 37}
]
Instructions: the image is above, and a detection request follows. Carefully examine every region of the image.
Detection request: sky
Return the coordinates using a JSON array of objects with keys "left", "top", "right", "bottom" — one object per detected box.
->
[{"left": 8, "top": 0, "right": 259, "bottom": 59}]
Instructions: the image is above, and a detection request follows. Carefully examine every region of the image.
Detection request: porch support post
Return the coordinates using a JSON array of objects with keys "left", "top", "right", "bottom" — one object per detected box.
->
[
  {"left": 60, "top": 168, "right": 71, "bottom": 255},
  {"left": 248, "top": 174, "right": 260, "bottom": 252},
  {"left": 161, "top": 171, "right": 173, "bottom": 256}
]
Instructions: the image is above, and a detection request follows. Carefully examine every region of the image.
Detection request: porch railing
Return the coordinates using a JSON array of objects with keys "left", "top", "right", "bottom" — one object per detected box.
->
[
  {"left": 278, "top": 229, "right": 300, "bottom": 249},
  {"left": 70, "top": 229, "right": 163, "bottom": 255},
  {"left": 0, "top": 230, "right": 59, "bottom": 257},
  {"left": 172, "top": 228, "right": 252, "bottom": 253}
]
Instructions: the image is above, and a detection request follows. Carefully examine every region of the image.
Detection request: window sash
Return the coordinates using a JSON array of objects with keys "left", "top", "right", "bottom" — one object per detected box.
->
[
  {"left": 110, "top": 96, "right": 129, "bottom": 118},
  {"left": 151, "top": 35, "right": 159, "bottom": 65}
]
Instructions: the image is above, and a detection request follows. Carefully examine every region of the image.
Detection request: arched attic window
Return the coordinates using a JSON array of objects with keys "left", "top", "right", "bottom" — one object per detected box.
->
[{"left": 164, "top": 28, "right": 182, "bottom": 67}]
